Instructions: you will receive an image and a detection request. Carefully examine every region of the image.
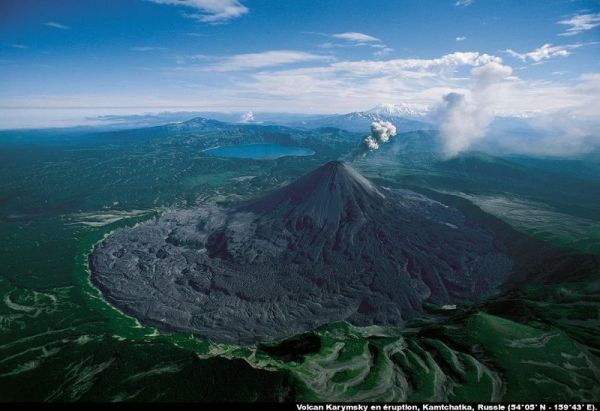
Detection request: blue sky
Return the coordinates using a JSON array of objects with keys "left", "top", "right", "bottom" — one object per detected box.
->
[{"left": 1, "top": 0, "right": 599, "bottom": 128}]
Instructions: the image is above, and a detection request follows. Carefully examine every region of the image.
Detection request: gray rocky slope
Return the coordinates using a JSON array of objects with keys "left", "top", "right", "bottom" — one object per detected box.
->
[{"left": 90, "top": 161, "right": 511, "bottom": 345}]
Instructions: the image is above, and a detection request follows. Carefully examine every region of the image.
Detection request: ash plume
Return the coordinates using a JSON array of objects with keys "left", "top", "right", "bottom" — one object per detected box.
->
[{"left": 349, "top": 120, "right": 397, "bottom": 160}]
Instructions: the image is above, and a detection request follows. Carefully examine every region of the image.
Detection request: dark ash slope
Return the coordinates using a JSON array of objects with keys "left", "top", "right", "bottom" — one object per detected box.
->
[{"left": 90, "top": 161, "right": 511, "bottom": 345}]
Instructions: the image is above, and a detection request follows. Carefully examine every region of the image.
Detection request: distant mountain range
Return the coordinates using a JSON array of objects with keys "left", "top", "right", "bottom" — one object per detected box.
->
[
  {"left": 84, "top": 104, "right": 564, "bottom": 148},
  {"left": 87, "top": 104, "right": 433, "bottom": 134},
  {"left": 91, "top": 115, "right": 361, "bottom": 157}
]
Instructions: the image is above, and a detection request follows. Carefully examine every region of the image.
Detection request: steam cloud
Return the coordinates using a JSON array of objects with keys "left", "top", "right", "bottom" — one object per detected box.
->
[
  {"left": 437, "top": 62, "right": 513, "bottom": 157},
  {"left": 240, "top": 110, "right": 255, "bottom": 123},
  {"left": 351, "top": 120, "right": 397, "bottom": 160}
]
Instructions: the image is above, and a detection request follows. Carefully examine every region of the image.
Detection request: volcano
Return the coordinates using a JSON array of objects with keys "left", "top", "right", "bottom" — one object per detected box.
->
[{"left": 90, "top": 161, "right": 511, "bottom": 344}]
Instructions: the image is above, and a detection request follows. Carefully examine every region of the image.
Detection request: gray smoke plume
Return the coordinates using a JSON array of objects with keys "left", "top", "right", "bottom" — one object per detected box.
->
[{"left": 350, "top": 120, "right": 397, "bottom": 160}]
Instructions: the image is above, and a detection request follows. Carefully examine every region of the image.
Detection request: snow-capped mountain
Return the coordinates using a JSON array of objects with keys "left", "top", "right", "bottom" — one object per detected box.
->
[
  {"left": 287, "top": 104, "right": 432, "bottom": 132},
  {"left": 367, "top": 103, "right": 429, "bottom": 118}
]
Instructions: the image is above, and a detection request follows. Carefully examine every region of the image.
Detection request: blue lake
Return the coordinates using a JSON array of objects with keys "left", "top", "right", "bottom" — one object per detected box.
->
[{"left": 204, "top": 144, "right": 315, "bottom": 160}]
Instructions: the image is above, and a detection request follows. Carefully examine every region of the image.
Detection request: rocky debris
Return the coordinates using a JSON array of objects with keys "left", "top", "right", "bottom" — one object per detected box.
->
[{"left": 90, "top": 161, "right": 511, "bottom": 345}]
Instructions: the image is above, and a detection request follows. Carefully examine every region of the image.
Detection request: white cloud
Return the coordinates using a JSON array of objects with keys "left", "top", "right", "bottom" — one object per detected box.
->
[
  {"left": 558, "top": 12, "right": 600, "bottom": 36},
  {"left": 480, "top": 74, "right": 600, "bottom": 156},
  {"left": 568, "top": 72, "right": 600, "bottom": 118},
  {"left": 456, "top": 36, "right": 466, "bottom": 42},
  {"left": 373, "top": 46, "right": 394, "bottom": 57},
  {"left": 328, "top": 52, "right": 501, "bottom": 75},
  {"left": 332, "top": 32, "right": 380, "bottom": 43},
  {"left": 455, "top": 0, "right": 474, "bottom": 7},
  {"left": 201, "top": 50, "right": 329, "bottom": 71},
  {"left": 437, "top": 62, "right": 513, "bottom": 157},
  {"left": 44, "top": 21, "right": 70, "bottom": 30},
  {"left": 317, "top": 42, "right": 336, "bottom": 49},
  {"left": 506, "top": 43, "right": 581, "bottom": 62},
  {"left": 240, "top": 110, "right": 255, "bottom": 123},
  {"left": 223, "top": 51, "right": 506, "bottom": 115},
  {"left": 471, "top": 61, "right": 513, "bottom": 87},
  {"left": 9, "top": 48, "right": 600, "bottom": 154},
  {"left": 147, "top": 0, "right": 248, "bottom": 23},
  {"left": 11, "top": 44, "right": 28, "bottom": 49},
  {"left": 488, "top": 115, "right": 600, "bottom": 156},
  {"left": 433, "top": 69, "right": 600, "bottom": 157},
  {"left": 319, "top": 31, "right": 393, "bottom": 56},
  {"left": 143, "top": 50, "right": 599, "bottom": 124},
  {"left": 131, "top": 46, "right": 167, "bottom": 52}
]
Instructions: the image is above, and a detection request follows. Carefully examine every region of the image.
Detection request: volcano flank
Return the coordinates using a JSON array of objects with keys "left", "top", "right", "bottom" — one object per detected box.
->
[{"left": 90, "top": 161, "right": 511, "bottom": 344}]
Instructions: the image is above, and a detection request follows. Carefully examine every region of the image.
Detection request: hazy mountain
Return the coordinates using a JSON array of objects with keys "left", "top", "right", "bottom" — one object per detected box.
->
[
  {"left": 90, "top": 116, "right": 361, "bottom": 153},
  {"left": 88, "top": 111, "right": 330, "bottom": 129},
  {"left": 66, "top": 104, "right": 434, "bottom": 134}
]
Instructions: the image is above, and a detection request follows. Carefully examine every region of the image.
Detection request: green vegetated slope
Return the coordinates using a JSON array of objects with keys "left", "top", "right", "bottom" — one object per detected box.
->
[
  {"left": 365, "top": 136, "right": 600, "bottom": 256},
  {"left": 0, "top": 122, "right": 342, "bottom": 401},
  {"left": 233, "top": 303, "right": 599, "bottom": 402},
  {"left": 0, "top": 125, "right": 599, "bottom": 401}
]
